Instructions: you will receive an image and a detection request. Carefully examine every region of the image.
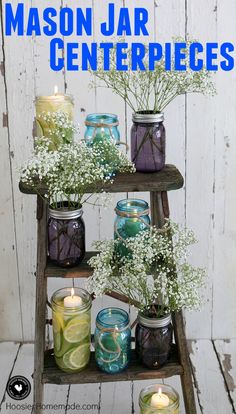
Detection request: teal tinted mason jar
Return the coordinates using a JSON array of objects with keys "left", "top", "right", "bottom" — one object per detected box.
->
[
  {"left": 114, "top": 199, "right": 151, "bottom": 241},
  {"left": 94, "top": 308, "right": 131, "bottom": 374},
  {"left": 84, "top": 113, "right": 120, "bottom": 146}
]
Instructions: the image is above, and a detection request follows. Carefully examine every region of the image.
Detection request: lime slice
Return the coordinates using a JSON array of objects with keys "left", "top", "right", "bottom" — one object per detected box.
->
[
  {"left": 66, "top": 313, "right": 90, "bottom": 325},
  {"left": 62, "top": 343, "right": 90, "bottom": 370},
  {"left": 53, "top": 332, "right": 62, "bottom": 353},
  {"left": 63, "top": 319, "right": 90, "bottom": 343},
  {"left": 53, "top": 312, "right": 64, "bottom": 334},
  {"left": 54, "top": 337, "right": 71, "bottom": 358}
]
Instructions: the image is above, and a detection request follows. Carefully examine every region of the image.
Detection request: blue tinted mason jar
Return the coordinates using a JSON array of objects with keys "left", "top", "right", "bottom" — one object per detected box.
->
[
  {"left": 114, "top": 199, "right": 151, "bottom": 240},
  {"left": 94, "top": 308, "right": 131, "bottom": 374},
  {"left": 84, "top": 113, "right": 120, "bottom": 146}
]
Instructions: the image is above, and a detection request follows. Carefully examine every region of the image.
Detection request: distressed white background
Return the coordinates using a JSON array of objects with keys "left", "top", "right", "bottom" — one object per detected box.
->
[{"left": 0, "top": 0, "right": 235, "bottom": 342}]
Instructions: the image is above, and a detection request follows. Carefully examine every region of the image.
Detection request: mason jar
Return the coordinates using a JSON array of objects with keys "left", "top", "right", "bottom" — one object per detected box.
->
[
  {"left": 51, "top": 287, "right": 91, "bottom": 373},
  {"left": 48, "top": 203, "right": 85, "bottom": 268},
  {"left": 84, "top": 113, "right": 120, "bottom": 146},
  {"left": 114, "top": 199, "right": 151, "bottom": 240},
  {"left": 94, "top": 308, "right": 131, "bottom": 374},
  {"left": 139, "top": 384, "right": 180, "bottom": 414},
  {"left": 135, "top": 313, "right": 173, "bottom": 369},
  {"left": 131, "top": 112, "right": 166, "bottom": 172}
]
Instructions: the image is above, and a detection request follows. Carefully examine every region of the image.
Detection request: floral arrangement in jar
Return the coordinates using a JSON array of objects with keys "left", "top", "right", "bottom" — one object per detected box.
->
[
  {"left": 91, "top": 39, "right": 215, "bottom": 172},
  {"left": 87, "top": 221, "right": 205, "bottom": 368},
  {"left": 20, "top": 111, "right": 135, "bottom": 267}
]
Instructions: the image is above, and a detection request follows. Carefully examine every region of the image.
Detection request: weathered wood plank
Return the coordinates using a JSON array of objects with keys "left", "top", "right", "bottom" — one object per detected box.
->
[
  {"left": 43, "top": 347, "right": 182, "bottom": 385},
  {"left": 185, "top": 0, "right": 217, "bottom": 340},
  {"left": 214, "top": 340, "right": 236, "bottom": 410},
  {"left": 0, "top": 7, "right": 22, "bottom": 341},
  {"left": 19, "top": 166, "right": 184, "bottom": 195},
  {"left": 67, "top": 384, "right": 100, "bottom": 414},
  {"left": 213, "top": 0, "right": 236, "bottom": 339},
  {"left": 189, "top": 340, "right": 234, "bottom": 413},
  {"left": 100, "top": 382, "right": 133, "bottom": 414},
  {"left": 0, "top": 342, "right": 20, "bottom": 407}
]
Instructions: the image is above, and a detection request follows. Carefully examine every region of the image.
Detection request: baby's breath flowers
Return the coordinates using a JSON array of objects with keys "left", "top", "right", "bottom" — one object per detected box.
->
[
  {"left": 20, "top": 139, "right": 135, "bottom": 208},
  {"left": 91, "top": 39, "right": 215, "bottom": 113},
  {"left": 87, "top": 221, "right": 206, "bottom": 317},
  {"left": 36, "top": 110, "right": 78, "bottom": 150}
]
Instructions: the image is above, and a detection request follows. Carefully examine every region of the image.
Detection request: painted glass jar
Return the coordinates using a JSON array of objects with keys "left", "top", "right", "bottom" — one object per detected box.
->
[
  {"left": 51, "top": 287, "right": 91, "bottom": 373},
  {"left": 131, "top": 112, "right": 166, "bottom": 172},
  {"left": 94, "top": 308, "right": 131, "bottom": 374},
  {"left": 139, "top": 384, "right": 180, "bottom": 414},
  {"left": 114, "top": 199, "right": 151, "bottom": 241},
  {"left": 135, "top": 313, "right": 173, "bottom": 369},
  {"left": 84, "top": 113, "right": 120, "bottom": 146},
  {"left": 48, "top": 203, "right": 85, "bottom": 268}
]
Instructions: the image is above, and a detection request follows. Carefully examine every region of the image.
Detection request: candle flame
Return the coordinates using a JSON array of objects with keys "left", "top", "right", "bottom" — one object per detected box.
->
[
  {"left": 54, "top": 85, "right": 58, "bottom": 95},
  {"left": 71, "top": 287, "right": 74, "bottom": 298},
  {"left": 158, "top": 388, "right": 162, "bottom": 395}
]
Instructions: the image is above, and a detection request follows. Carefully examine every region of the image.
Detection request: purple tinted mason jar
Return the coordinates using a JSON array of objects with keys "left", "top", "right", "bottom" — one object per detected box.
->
[
  {"left": 135, "top": 313, "right": 173, "bottom": 369},
  {"left": 131, "top": 112, "right": 166, "bottom": 172},
  {"left": 48, "top": 204, "right": 85, "bottom": 268}
]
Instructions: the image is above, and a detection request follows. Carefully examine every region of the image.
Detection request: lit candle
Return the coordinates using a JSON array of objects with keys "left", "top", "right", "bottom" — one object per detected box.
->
[
  {"left": 150, "top": 388, "right": 170, "bottom": 408},
  {"left": 64, "top": 288, "right": 83, "bottom": 308}
]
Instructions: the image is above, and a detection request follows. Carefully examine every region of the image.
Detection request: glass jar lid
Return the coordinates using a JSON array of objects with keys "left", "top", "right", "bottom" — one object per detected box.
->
[
  {"left": 49, "top": 205, "right": 83, "bottom": 220},
  {"left": 132, "top": 112, "right": 164, "bottom": 123},
  {"left": 138, "top": 312, "right": 172, "bottom": 328}
]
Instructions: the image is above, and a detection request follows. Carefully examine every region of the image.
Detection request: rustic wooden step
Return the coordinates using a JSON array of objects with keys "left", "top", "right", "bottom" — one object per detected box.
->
[
  {"left": 19, "top": 165, "right": 184, "bottom": 195},
  {"left": 43, "top": 346, "right": 183, "bottom": 385}
]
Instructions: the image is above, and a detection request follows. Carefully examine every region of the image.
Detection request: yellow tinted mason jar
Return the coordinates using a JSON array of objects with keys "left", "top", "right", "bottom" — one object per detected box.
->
[{"left": 51, "top": 287, "right": 91, "bottom": 373}]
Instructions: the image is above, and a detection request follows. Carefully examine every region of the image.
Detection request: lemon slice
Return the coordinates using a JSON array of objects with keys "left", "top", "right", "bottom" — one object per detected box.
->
[
  {"left": 53, "top": 312, "right": 64, "bottom": 334},
  {"left": 63, "top": 319, "right": 90, "bottom": 343},
  {"left": 63, "top": 343, "right": 90, "bottom": 370}
]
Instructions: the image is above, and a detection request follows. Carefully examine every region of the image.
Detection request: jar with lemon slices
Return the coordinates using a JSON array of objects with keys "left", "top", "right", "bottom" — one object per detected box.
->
[{"left": 51, "top": 287, "right": 91, "bottom": 373}]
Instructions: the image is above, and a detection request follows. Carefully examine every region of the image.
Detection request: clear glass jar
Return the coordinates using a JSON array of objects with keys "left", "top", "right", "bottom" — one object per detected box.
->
[
  {"left": 114, "top": 199, "right": 151, "bottom": 240},
  {"left": 94, "top": 308, "right": 131, "bottom": 374},
  {"left": 35, "top": 94, "right": 74, "bottom": 149},
  {"left": 51, "top": 287, "right": 91, "bottom": 373},
  {"left": 139, "top": 384, "right": 180, "bottom": 414},
  {"left": 84, "top": 113, "right": 120, "bottom": 146},
  {"left": 131, "top": 112, "right": 166, "bottom": 172},
  {"left": 135, "top": 313, "right": 173, "bottom": 369},
  {"left": 48, "top": 203, "right": 85, "bottom": 268}
]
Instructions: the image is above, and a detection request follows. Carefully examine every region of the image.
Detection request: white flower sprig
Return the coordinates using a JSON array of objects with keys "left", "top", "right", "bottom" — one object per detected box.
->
[
  {"left": 20, "top": 140, "right": 135, "bottom": 208},
  {"left": 87, "top": 221, "right": 206, "bottom": 317},
  {"left": 91, "top": 38, "right": 216, "bottom": 113}
]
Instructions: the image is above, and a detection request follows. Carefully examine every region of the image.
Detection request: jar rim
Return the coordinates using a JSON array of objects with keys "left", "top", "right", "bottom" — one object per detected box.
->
[
  {"left": 49, "top": 204, "right": 83, "bottom": 220},
  {"left": 35, "top": 94, "right": 74, "bottom": 104},
  {"left": 86, "top": 113, "right": 118, "bottom": 124},
  {"left": 139, "top": 384, "right": 179, "bottom": 410},
  {"left": 138, "top": 312, "right": 172, "bottom": 328},
  {"left": 51, "top": 287, "right": 91, "bottom": 311},
  {"left": 96, "top": 307, "right": 130, "bottom": 329},
  {"left": 116, "top": 199, "right": 149, "bottom": 215},
  {"left": 132, "top": 112, "right": 164, "bottom": 123}
]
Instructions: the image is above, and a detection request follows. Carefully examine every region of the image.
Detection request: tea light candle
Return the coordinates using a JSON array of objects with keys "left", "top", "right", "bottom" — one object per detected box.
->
[
  {"left": 64, "top": 288, "right": 82, "bottom": 308},
  {"left": 151, "top": 388, "right": 170, "bottom": 408}
]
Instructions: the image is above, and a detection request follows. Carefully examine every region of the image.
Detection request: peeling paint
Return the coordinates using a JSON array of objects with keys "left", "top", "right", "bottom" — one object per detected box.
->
[
  {"left": 80, "top": 108, "right": 86, "bottom": 112},
  {"left": 222, "top": 354, "right": 236, "bottom": 393},
  {"left": 10, "top": 151, "right": 14, "bottom": 159},
  {"left": 213, "top": 5, "right": 217, "bottom": 12},
  {"left": 2, "top": 112, "right": 8, "bottom": 127}
]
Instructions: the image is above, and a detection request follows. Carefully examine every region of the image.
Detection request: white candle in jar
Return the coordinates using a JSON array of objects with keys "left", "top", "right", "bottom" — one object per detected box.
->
[
  {"left": 150, "top": 388, "right": 170, "bottom": 408},
  {"left": 64, "top": 288, "right": 82, "bottom": 308}
]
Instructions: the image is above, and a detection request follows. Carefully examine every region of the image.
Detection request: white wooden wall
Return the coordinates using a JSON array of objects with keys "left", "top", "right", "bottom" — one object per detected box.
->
[{"left": 0, "top": 0, "right": 235, "bottom": 341}]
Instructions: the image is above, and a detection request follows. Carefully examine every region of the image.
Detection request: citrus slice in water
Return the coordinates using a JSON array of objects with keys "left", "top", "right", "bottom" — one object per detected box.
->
[
  {"left": 62, "top": 343, "right": 90, "bottom": 370},
  {"left": 53, "top": 312, "right": 64, "bottom": 334},
  {"left": 63, "top": 319, "right": 90, "bottom": 343}
]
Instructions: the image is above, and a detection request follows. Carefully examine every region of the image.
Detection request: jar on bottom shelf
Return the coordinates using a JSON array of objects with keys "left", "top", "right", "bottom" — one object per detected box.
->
[
  {"left": 95, "top": 308, "right": 131, "bottom": 374},
  {"left": 51, "top": 287, "right": 91, "bottom": 373},
  {"left": 135, "top": 313, "right": 173, "bottom": 369},
  {"left": 139, "top": 384, "right": 180, "bottom": 414}
]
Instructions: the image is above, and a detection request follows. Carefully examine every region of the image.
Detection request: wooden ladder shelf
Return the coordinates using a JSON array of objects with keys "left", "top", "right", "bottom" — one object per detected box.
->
[{"left": 19, "top": 164, "right": 197, "bottom": 414}]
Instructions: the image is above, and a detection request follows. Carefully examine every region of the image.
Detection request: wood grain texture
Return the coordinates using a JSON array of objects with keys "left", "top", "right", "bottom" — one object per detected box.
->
[
  {"left": 214, "top": 340, "right": 236, "bottom": 409},
  {"left": 43, "top": 347, "right": 182, "bottom": 385}
]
